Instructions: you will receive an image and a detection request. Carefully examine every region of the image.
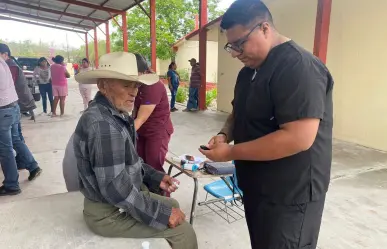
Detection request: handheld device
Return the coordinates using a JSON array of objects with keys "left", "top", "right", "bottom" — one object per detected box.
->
[{"left": 200, "top": 145, "right": 210, "bottom": 150}]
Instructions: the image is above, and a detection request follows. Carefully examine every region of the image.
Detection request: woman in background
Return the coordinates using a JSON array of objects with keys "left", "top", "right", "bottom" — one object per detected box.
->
[
  {"left": 33, "top": 57, "right": 53, "bottom": 115},
  {"left": 77, "top": 58, "right": 93, "bottom": 111},
  {"left": 133, "top": 54, "right": 174, "bottom": 196},
  {"left": 167, "top": 62, "right": 180, "bottom": 112},
  {"left": 50, "top": 55, "right": 70, "bottom": 117}
]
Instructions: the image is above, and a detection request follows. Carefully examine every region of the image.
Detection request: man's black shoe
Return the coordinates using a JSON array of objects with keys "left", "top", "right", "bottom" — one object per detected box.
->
[
  {"left": 0, "top": 186, "right": 21, "bottom": 196},
  {"left": 28, "top": 168, "right": 42, "bottom": 181}
]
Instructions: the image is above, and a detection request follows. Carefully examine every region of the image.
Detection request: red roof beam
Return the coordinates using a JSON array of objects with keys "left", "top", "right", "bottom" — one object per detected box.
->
[
  {"left": 0, "top": 15, "right": 86, "bottom": 33},
  {"left": 1, "top": 0, "right": 106, "bottom": 23},
  {"left": 56, "top": 0, "right": 125, "bottom": 14},
  {"left": 0, "top": 9, "right": 92, "bottom": 30}
]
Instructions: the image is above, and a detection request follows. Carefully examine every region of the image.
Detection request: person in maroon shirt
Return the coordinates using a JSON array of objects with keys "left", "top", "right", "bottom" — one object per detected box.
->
[{"left": 133, "top": 54, "right": 174, "bottom": 195}]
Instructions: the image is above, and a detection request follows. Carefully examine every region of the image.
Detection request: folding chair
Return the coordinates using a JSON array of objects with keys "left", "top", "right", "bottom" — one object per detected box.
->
[{"left": 198, "top": 167, "right": 245, "bottom": 223}]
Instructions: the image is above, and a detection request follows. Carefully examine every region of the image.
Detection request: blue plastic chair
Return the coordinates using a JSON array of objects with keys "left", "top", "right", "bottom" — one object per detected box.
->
[{"left": 199, "top": 164, "right": 244, "bottom": 223}]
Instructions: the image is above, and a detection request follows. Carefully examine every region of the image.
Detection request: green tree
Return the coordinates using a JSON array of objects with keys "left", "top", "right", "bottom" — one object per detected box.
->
[
  {"left": 111, "top": 0, "right": 225, "bottom": 60},
  {"left": 74, "top": 40, "right": 107, "bottom": 64}
]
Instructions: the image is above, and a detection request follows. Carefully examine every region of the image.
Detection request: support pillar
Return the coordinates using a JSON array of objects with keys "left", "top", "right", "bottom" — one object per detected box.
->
[
  {"left": 198, "top": 0, "right": 208, "bottom": 110},
  {"left": 150, "top": 0, "right": 156, "bottom": 72},
  {"left": 106, "top": 22, "right": 111, "bottom": 53},
  {"left": 94, "top": 28, "right": 99, "bottom": 68},
  {"left": 313, "top": 0, "right": 332, "bottom": 64},
  {"left": 122, "top": 13, "right": 128, "bottom": 52},
  {"left": 85, "top": 33, "right": 89, "bottom": 60}
]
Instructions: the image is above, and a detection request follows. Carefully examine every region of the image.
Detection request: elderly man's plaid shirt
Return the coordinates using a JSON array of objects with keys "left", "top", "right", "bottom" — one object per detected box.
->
[{"left": 74, "top": 92, "right": 172, "bottom": 230}]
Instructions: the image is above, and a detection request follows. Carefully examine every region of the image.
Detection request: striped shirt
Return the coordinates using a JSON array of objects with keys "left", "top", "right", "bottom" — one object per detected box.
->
[
  {"left": 190, "top": 64, "right": 201, "bottom": 88},
  {"left": 74, "top": 92, "right": 172, "bottom": 230},
  {"left": 0, "top": 57, "right": 18, "bottom": 107}
]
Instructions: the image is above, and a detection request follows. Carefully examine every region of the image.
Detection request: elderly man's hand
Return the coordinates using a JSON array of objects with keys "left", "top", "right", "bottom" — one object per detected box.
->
[
  {"left": 160, "top": 175, "right": 180, "bottom": 193},
  {"left": 199, "top": 143, "right": 233, "bottom": 162},
  {"left": 168, "top": 208, "right": 186, "bottom": 228}
]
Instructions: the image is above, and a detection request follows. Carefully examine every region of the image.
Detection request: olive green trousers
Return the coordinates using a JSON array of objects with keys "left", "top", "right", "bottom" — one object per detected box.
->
[{"left": 83, "top": 187, "right": 198, "bottom": 249}]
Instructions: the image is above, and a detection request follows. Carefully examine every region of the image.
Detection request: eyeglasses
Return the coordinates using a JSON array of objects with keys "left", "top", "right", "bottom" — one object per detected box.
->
[{"left": 224, "top": 23, "right": 263, "bottom": 54}]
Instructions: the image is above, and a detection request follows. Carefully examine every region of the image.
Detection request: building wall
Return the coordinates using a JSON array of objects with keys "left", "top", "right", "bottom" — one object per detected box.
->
[
  {"left": 175, "top": 40, "right": 219, "bottom": 83},
  {"left": 327, "top": 0, "right": 387, "bottom": 151},
  {"left": 156, "top": 58, "right": 170, "bottom": 76},
  {"left": 217, "top": 31, "right": 243, "bottom": 113},
  {"left": 264, "top": 0, "right": 317, "bottom": 53},
  {"left": 217, "top": 0, "right": 317, "bottom": 113}
]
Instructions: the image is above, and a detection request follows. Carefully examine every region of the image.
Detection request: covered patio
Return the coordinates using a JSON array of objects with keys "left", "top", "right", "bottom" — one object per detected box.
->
[{"left": 0, "top": 0, "right": 158, "bottom": 70}]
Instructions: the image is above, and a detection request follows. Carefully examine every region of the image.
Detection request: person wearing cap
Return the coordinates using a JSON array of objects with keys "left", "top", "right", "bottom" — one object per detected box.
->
[
  {"left": 183, "top": 58, "right": 201, "bottom": 112},
  {"left": 0, "top": 43, "right": 37, "bottom": 120},
  {"left": 0, "top": 53, "right": 42, "bottom": 196},
  {"left": 74, "top": 52, "right": 197, "bottom": 249},
  {"left": 132, "top": 54, "right": 174, "bottom": 196}
]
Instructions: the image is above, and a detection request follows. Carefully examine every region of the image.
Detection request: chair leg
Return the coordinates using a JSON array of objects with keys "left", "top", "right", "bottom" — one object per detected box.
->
[{"left": 224, "top": 202, "right": 230, "bottom": 223}]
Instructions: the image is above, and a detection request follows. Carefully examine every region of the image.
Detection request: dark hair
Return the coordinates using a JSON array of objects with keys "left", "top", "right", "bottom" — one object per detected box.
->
[
  {"left": 52, "top": 55, "right": 64, "bottom": 64},
  {"left": 37, "top": 57, "right": 48, "bottom": 66},
  {"left": 168, "top": 62, "right": 176, "bottom": 70},
  {"left": 82, "top": 58, "right": 89, "bottom": 64},
  {"left": 134, "top": 53, "right": 150, "bottom": 73},
  {"left": 0, "top": 43, "right": 11, "bottom": 56},
  {"left": 220, "top": 0, "right": 274, "bottom": 30}
]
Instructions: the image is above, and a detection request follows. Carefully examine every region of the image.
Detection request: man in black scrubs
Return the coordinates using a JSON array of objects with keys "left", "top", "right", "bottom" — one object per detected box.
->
[{"left": 199, "top": 1, "right": 334, "bottom": 248}]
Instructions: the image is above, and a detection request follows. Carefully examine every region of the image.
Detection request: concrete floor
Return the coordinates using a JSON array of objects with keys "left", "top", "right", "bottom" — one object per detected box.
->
[{"left": 1, "top": 80, "right": 387, "bottom": 248}]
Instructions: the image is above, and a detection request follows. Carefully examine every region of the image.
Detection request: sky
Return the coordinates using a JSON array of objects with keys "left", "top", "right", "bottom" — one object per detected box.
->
[{"left": 0, "top": 0, "right": 235, "bottom": 49}]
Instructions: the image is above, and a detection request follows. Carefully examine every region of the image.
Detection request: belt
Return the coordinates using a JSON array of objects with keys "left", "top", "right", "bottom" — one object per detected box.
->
[{"left": 0, "top": 101, "right": 18, "bottom": 110}]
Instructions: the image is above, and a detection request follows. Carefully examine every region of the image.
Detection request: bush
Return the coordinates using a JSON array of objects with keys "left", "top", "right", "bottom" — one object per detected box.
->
[
  {"left": 206, "top": 88, "right": 217, "bottom": 107},
  {"left": 176, "top": 69, "right": 189, "bottom": 82},
  {"left": 176, "top": 87, "right": 188, "bottom": 103}
]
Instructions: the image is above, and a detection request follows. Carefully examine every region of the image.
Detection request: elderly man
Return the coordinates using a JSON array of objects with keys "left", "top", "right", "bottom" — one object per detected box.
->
[{"left": 74, "top": 52, "right": 197, "bottom": 249}]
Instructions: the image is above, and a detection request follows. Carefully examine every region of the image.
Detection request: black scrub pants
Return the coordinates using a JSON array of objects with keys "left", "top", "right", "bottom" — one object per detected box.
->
[{"left": 243, "top": 193, "right": 326, "bottom": 249}]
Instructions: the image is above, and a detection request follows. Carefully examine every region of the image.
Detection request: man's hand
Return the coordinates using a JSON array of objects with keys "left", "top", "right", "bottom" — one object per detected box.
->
[
  {"left": 168, "top": 208, "right": 186, "bottom": 228},
  {"left": 208, "top": 134, "right": 227, "bottom": 145},
  {"left": 199, "top": 143, "right": 233, "bottom": 162},
  {"left": 160, "top": 175, "right": 180, "bottom": 193}
]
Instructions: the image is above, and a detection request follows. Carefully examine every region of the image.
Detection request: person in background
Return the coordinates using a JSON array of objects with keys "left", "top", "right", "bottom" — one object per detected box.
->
[
  {"left": 0, "top": 44, "right": 37, "bottom": 121},
  {"left": 183, "top": 58, "right": 201, "bottom": 112},
  {"left": 33, "top": 57, "right": 53, "bottom": 115},
  {"left": 133, "top": 54, "right": 174, "bottom": 196},
  {"left": 167, "top": 62, "right": 180, "bottom": 112},
  {"left": 73, "top": 52, "right": 197, "bottom": 248},
  {"left": 50, "top": 55, "right": 70, "bottom": 117},
  {"left": 199, "top": 1, "right": 333, "bottom": 249},
  {"left": 77, "top": 58, "right": 93, "bottom": 111},
  {"left": 72, "top": 62, "right": 79, "bottom": 75},
  {"left": 0, "top": 56, "right": 42, "bottom": 196}
]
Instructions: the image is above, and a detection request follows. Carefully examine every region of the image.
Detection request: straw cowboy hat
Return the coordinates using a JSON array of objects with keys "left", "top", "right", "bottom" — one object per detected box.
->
[{"left": 75, "top": 52, "right": 159, "bottom": 85}]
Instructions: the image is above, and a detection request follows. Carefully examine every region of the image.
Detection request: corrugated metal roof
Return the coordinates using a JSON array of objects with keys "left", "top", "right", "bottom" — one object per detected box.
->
[{"left": 0, "top": 0, "right": 145, "bottom": 33}]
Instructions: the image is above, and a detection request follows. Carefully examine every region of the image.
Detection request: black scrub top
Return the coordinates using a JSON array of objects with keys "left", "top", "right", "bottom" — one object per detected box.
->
[{"left": 232, "top": 40, "right": 334, "bottom": 205}]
